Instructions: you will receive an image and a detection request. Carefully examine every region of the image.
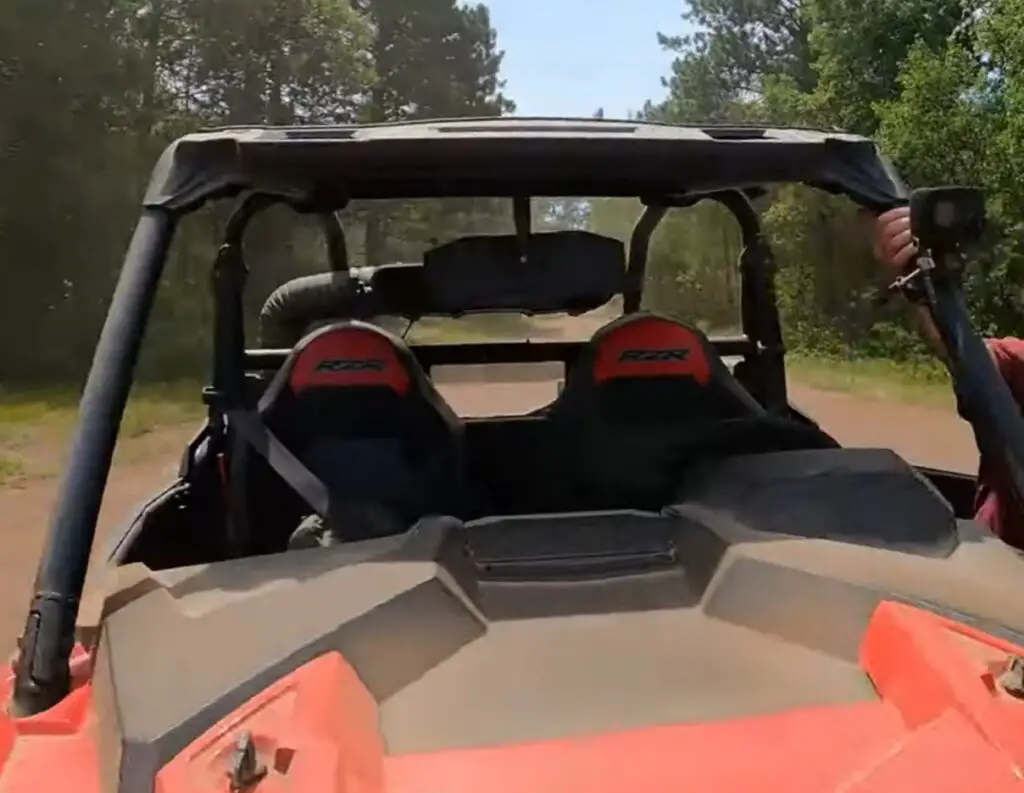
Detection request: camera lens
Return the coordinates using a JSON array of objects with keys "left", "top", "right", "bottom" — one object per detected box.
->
[{"left": 935, "top": 200, "right": 956, "bottom": 228}]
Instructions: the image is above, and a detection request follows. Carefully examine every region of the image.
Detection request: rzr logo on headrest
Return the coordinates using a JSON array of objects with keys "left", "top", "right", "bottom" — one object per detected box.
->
[
  {"left": 314, "top": 358, "right": 387, "bottom": 372},
  {"left": 618, "top": 349, "right": 690, "bottom": 362}
]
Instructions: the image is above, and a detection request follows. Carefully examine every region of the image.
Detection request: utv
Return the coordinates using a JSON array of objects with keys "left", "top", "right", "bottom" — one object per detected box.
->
[{"left": 2, "top": 119, "right": 1024, "bottom": 793}]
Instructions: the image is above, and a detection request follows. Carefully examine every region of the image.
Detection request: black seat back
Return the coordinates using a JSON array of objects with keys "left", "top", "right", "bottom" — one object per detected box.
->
[
  {"left": 255, "top": 321, "right": 464, "bottom": 523},
  {"left": 547, "top": 312, "right": 765, "bottom": 507}
]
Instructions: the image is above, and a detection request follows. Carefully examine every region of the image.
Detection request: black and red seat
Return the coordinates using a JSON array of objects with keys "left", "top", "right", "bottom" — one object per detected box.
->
[
  {"left": 558, "top": 311, "right": 765, "bottom": 419},
  {"left": 546, "top": 312, "right": 808, "bottom": 508},
  {"left": 238, "top": 321, "right": 465, "bottom": 549}
]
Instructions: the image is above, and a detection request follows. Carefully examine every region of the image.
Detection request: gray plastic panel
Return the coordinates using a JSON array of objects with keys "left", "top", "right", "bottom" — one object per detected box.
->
[
  {"left": 89, "top": 469, "right": 1024, "bottom": 792},
  {"left": 678, "top": 448, "right": 959, "bottom": 556}
]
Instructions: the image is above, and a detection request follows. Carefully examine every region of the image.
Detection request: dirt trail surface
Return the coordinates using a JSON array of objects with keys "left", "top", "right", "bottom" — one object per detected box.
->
[
  {"left": 436, "top": 364, "right": 979, "bottom": 473},
  {"left": 0, "top": 428, "right": 195, "bottom": 661}
]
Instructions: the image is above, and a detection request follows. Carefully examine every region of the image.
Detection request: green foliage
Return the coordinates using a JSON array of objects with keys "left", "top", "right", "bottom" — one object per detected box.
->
[
  {"left": 807, "top": 0, "right": 969, "bottom": 133},
  {"left": 7, "top": 0, "right": 1024, "bottom": 388},
  {"left": 618, "top": 0, "right": 1024, "bottom": 361},
  {"left": 0, "top": 0, "right": 513, "bottom": 384}
]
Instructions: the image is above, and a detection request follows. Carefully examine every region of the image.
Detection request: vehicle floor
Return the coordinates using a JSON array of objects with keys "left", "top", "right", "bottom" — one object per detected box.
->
[{"left": 380, "top": 607, "right": 873, "bottom": 753}]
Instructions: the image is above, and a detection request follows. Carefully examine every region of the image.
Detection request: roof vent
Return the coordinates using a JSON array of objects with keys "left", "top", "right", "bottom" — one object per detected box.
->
[
  {"left": 701, "top": 127, "right": 768, "bottom": 140},
  {"left": 437, "top": 123, "right": 637, "bottom": 134},
  {"left": 283, "top": 127, "right": 358, "bottom": 140}
]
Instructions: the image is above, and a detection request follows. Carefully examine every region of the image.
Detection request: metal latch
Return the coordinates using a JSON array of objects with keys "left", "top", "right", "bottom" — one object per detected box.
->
[
  {"left": 227, "top": 731, "right": 267, "bottom": 792},
  {"left": 998, "top": 655, "right": 1024, "bottom": 699}
]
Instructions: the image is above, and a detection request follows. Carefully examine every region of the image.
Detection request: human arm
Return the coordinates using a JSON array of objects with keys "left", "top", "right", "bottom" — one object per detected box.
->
[
  {"left": 872, "top": 207, "right": 949, "bottom": 359},
  {"left": 872, "top": 207, "right": 1024, "bottom": 402}
]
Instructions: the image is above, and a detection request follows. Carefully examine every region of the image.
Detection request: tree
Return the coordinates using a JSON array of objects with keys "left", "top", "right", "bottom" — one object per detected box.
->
[
  {"left": 358, "top": 0, "right": 512, "bottom": 122},
  {"left": 0, "top": 0, "right": 520, "bottom": 382},
  {"left": 651, "top": 0, "right": 816, "bottom": 125},
  {"left": 353, "top": 0, "right": 515, "bottom": 265},
  {"left": 808, "top": 0, "right": 973, "bottom": 133},
  {"left": 622, "top": 0, "right": 1024, "bottom": 358},
  {"left": 0, "top": 0, "right": 144, "bottom": 379}
]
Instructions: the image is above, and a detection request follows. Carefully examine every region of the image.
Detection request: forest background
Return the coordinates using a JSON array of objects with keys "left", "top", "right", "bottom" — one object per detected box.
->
[{"left": 3, "top": 0, "right": 1021, "bottom": 385}]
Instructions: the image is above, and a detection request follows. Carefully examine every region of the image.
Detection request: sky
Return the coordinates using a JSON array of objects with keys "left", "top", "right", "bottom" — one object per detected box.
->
[{"left": 480, "top": 0, "right": 688, "bottom": 119}]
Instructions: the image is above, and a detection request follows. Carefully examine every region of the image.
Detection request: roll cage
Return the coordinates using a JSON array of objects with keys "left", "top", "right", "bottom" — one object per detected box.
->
[
  {"left": 236, "top": 187, "right": 786, "bottom": 410},
  {"left": 12, "top": 118, "right": 1024, "bottom": 722}
]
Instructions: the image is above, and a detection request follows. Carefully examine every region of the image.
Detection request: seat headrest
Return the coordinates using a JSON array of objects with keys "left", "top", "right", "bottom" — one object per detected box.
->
[
  {"left": 284, "top": 321, "right": 414, "bottom": 395},
  {"left": 590, "top": 314, "right": 712, "bottom": 385}
]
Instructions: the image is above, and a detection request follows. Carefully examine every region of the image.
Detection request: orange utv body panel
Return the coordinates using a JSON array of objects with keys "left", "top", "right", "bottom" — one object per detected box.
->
[{"left": 3, "top": 602, "right": 1024, "bottom": 793}]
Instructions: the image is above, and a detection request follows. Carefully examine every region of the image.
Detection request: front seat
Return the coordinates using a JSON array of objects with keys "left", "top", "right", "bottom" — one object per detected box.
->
[
  {"left": 240, "top": 320, "right": 465, "bottom": 550},
  {"left": 545, "top": 312, "right": 770, "bottom": 509}
]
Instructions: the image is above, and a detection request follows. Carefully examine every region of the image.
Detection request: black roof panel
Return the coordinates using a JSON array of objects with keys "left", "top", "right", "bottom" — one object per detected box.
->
[{"left": 142, "top": 116, "right": 907, "bottom": 213}]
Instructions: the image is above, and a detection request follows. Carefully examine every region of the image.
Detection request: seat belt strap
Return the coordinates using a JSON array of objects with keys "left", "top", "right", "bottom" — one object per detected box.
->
[{"left": 226, "top": 409, "right": 336, "bottom": 522}]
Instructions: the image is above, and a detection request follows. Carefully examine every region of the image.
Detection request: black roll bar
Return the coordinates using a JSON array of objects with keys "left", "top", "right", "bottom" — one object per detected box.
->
[
  {"left": 713, "top": 191, "right": 788, "bottom": 412},
  {"left": 624, "top": 204, "right": 666, "bottom": 313},
  {"left": 623, "top": 189, "right": 788, "bottom": 411},
  {"left": 513, "top": 195, "right": 531, "bottom": 263},
  {"left": 208, "top": 195, "right": 277, "bottom": 416},
  {"left": 320, "top": 211, "right": 349, "bottom": 272},
  {"left": 11, "top": 211, "right": 177, "bottom": 716},
  {"left": 931, "top": 283, "right": 1024, "bottom": 505}
]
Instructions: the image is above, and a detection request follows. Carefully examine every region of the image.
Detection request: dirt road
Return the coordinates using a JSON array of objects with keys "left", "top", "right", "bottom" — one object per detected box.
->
[
  {"left": 436, "top": 366, "right": 979, "bottom": 472},
  {"left": 0, "top": 375, "right": 979, "bottom": 657}
]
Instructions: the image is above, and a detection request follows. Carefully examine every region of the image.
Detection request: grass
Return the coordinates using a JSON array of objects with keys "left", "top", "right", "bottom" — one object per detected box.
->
[
  {"left": 117, "top": 382, "right": 206, "bottom": 439},
  {"left": 787, "top": 354, "right": 956, "bottom": 408},
  {"left": 0, "top": 454, "right": 26, "bottom": 486},
  {"left": 0, "top": 381, "right": 204, "bottom": 437},
  {"left": 406, "top": 314, "right": 547, "bottom": 344},
  {"left": 0, "top": 381, "right": 204, "bottom": 486},
  {"left": 0, "top": 348, "right": 960, "bottom": 490},
  {"left": 407, "top": 311, "right": 617, "bottom": 345},
  {"left": 406, "top": 314, "right": 960, "bottom": 408}
]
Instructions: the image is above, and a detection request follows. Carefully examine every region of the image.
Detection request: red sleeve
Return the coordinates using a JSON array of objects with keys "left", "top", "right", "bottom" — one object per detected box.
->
[
  {"left": 986, "top": 338, "right": 1024, "bottom": 402},
  {"left": 956, "top": 338, "right": 1024, "bottom": 420}
]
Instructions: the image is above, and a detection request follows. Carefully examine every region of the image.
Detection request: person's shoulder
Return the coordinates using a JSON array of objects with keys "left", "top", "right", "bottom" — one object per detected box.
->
[
  {"left": 986, "top": 336, "right": 1024, "bottom": 364},
  {"left": 985, "top": 337, "right": 1024, "bottom": 399}
]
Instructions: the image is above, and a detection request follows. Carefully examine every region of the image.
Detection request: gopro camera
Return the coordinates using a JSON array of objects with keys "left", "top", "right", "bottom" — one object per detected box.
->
[{"left": 909, "top": 186, "right": 986, "bottom": 253}]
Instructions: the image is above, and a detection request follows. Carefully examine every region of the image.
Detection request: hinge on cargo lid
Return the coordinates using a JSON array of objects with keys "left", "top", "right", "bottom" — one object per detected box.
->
[
  {"left": 227, "top": 731, "right": 267, "bottom": 792},
  {"left": 998, "top": 655, "right": 1024, "bottom": 699}
]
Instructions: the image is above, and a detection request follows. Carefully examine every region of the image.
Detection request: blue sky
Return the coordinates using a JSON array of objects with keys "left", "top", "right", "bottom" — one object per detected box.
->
[{"left": 481, "top": 0, "right": 689, "bottom": 119}]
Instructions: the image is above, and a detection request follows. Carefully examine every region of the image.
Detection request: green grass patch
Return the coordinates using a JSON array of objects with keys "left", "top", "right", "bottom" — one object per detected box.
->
[
  {"left": 0, "top": 381, "right": 204, "bottom": 486},
  {"left": 0, "top": 387, "right": 79, "bottom": 429},
  {"left": 0, "top": 453, "right": 26, "bottom": 486},
  {"left": 0, "top": 381, "right": 203, "bottom": 436},
  {"left": 0, "top": 354, "right": 958, "bottom": 473},
  {"left": 407, "top": 314, "right": 542, "bottom": 344},
  {"left": 787, "top": 354, "right": 955, "bottom": 408},
  {"left": 119, "top": 382, "right": 205, "bottom": 438}
]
